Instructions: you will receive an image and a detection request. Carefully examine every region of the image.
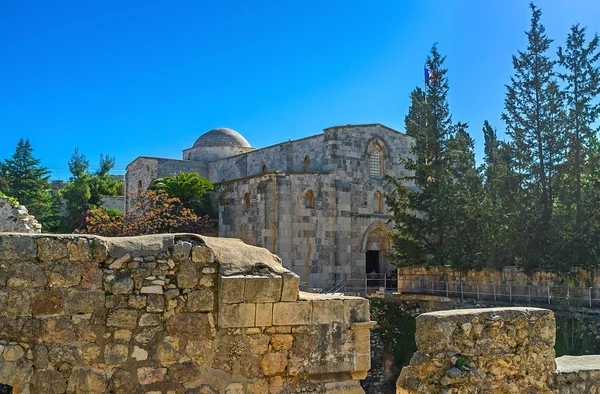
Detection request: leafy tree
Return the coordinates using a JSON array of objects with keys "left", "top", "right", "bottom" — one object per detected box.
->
[
  {"left": 555, "top": 24, "right": 600, "bottom": 270},
  {"left": 501, "top": 3, "right": 565, "bottom": 271},
  {"left": 150, "top": 171, "right": 214, "bottom": 216},
  {"left": 386, "top": 45, "right": 485, "bottom": 269},
  {"left": 81, "top": 190, "right": 217, "bottom": 236},
  {"left": 0, "top": 138, "right": 60, "bottom": 230},
  {"left": 61, "top": 148, "right": 119, "bottom": 231}
]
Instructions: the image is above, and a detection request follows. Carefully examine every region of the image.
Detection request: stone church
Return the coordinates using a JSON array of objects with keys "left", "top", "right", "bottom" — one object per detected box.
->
[{"left": 125, "top": 124, "right": 414, "bottom": 289}]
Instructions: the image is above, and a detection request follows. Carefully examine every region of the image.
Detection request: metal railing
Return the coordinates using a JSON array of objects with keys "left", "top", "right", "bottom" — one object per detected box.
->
[
  {"left": 397, "top": 277, "right": 600, "bottom": 308},
  {"left": 343, "top": 273, "right": 399, "bottom": 293}
]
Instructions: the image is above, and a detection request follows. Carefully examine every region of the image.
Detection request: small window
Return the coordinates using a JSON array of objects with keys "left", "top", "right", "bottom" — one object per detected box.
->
[
  {"left": 138, "top": 180, "right": 143, "bottom": 191},
  {"left": 262, "top": 164, "right": 267, "bottom": 173},
  {"left": 369, "top": 144, "right": 383, "bottom": 176},
  {"left": 243, "top": 192, "right": 250, "bottom": 209},
  {"left": 375, "top": 191, "right": 383, "bottom": 213},
  {"left": 303, "top": 156, "right": 310, "bottom": 171},
  {"left": 305, "top": 190, "right": 314, "bottom": 209}
]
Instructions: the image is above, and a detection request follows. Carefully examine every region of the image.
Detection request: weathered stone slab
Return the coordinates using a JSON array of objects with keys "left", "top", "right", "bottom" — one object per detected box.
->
[
  {"left": 272, "top": 302, "right": 312, "bottom": 326},
  {"left": 244, "top": 275, "right": 282, "bottom": 303},
  {"left": 219, "top": 275, "right": 245, "bottom": 304},
  {"left": 281, "top": 272, "right": 300, "bottom": 302},
  {"left": 219, "top": 303, "right": 256, "bottom": 328}
]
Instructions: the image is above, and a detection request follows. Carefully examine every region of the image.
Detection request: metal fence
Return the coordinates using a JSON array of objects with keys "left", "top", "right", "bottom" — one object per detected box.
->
[{"left": 341, "top": 274, "right": 600, "bottom": 308}]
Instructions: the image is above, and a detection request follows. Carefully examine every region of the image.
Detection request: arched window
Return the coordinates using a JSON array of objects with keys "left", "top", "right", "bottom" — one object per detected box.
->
[
  {"left": 305, "top": 189, "right": 314, "bottom": 209},
  {"left": 374, "top": 191, "right": 383, "bottom": 213},
  {"left": 369, "top": 143, "right": 383, "bottom": 176},
  {"left": 303, "top": 156, "right": 310, "bottom": 171},
  {"left": 138, "top": 180, "right": 143, "bottom": 192},
  {"left": 243, "top": 192, "right": 250, "bottom": 209},
  {"left": 261, "top": 164, "right": 267, "bottom": 173}
]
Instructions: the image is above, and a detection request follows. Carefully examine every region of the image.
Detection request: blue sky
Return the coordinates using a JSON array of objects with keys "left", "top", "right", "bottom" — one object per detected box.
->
[{"left": 1, "top": 1, "right": 599, "bottom": 180}]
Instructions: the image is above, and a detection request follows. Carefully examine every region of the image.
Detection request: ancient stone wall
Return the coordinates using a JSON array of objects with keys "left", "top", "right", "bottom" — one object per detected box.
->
[
  {"left": 0, "top": 233, "right": 373, "bottom": 394},
  {"left": 0, "top": 198, "right": 41, "bottom": 234},
  {"left": 395, "top": 307, "right": 600, "bottom": 394},
  {"left": 398, "top": 265, "right": 600, "bottom": 288}
]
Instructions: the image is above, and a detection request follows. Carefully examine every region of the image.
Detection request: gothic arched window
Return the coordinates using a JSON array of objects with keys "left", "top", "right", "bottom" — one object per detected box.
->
[
  {"left": 243, "top": 192, "right": 250, "bottom": 209},
  {"left": 138, "top": 180, "right": 143, "bottom": 192},
  {"left": 374, "top": 191, "right": 383, "bottom": 213},
  {"left": 368, "top": 143, "right": 383, "bottom": 176},
  {"left": 303, "top": 156, "right": 310, "bottom": 171},
  {"left": 261, "top": 164, "right": 267, "bottom": 173},
  {"left": 305, "top": 189, "right": 314, "bottom": 209}
]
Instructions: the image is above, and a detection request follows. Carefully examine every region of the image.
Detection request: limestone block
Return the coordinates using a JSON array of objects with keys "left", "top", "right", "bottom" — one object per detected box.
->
[
  {"left": 107, "top": 309, "right": 138, "bottom": 329},
  {"left": 219, "top": 303, "right": 256, "bottom": 328},
  {"left": 312, "top": 300, "right": 344, "bottom": 324},
  {"left": 270, "top": 334, "right": 293, "bottom": 351},
  {"left": 177, "top": 262, "right": 198, "bottom": 289},
  {"left": 104, "top": 344, "right": 128, "bottom": 364},
  {"left": 219, "top": 275, "right": 246, "bottom": 304},
  {"left": 168, "top": 361, "right": 202, "bottom": 384},
  {"left": 272, "top": 302, "right": 312, "bottom": 326},
  {"left": 191, "top": 245, "right": 215, "bottom": 264},
  {"left": 137, "top": 366, "right": 167, "bottom": 385},
  {"left": 225, "top": 383, "right": 245, "bottom": 394},
  {"left": 140, "top": 285, "right": 163, "bottom": 294},
  {"left": 255, "top": 303, "right": 273, "bottom": 326},
  {"left": 0, "top": 234, "right": 36, "bottom": 261},
  {"left": 31, "top": 369, "right": 68, "bottom": 394},
  {"left": 2, "top": 344, "right": 25, "bottom": 361},
  {"left": 64, "top": 290, "right": 105, "bottom": 314},
  {"left": 109, "top": 253, "right": 132, "bottom": 269},
  {"left": 146, "top": 294, "right": 165, "bottom": 312},
  {"left": 68, "top": 239, "right": 91, "bottom": 261},
  {"left": 37, "top": 238, "right": 68, "bottom": 260},
  {"left": 343, "top": 299, "right": 370, "bottom": 323},
  {"left": 166, "top": 313, "right": 213, "bottom": 338},
  {"left": 31, "top": 291, "right": 63, "bottom": 317},
  {"left": 67, "top": 367, "right": 107, "bottom": 393},
  {"left": 128, "top": 295, "right": 147, "bottom": 309},
  {"left": 111, "top": 276, "right": 134, "bottom": 294},
  {"left": 261, "top": 351, "right": 288, "bottom": 376},
  {"left": 48, "top": 264, "right": 81, "bottom": 288},
  {"left": 139, "top": 313, "right": 162, "bottom": 327},
  {"left": 187, "top": 287, "right": 214, "bottom": 312},
  {"left": 7, "top": 262, "right": 46, "bottom": 288},
  {"left": 281, "top": 272, "right": 300, "bottom": 302},
  {"left": 172, "top": 241, "right": 192, "bottom": 262},
  {"left": 113, "top": 330, "right": 132, "bottom": 341},
  {"left": 157, "top": 336, "right": 180, "bottom": 366},
  {"left": 244, "top": 275, "right": 282, "bottom": 303}
]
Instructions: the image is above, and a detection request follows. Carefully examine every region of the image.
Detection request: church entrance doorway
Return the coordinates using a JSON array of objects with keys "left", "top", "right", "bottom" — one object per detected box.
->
[{"left": 366, "top": 250, "right": 380, "bottom": 274}]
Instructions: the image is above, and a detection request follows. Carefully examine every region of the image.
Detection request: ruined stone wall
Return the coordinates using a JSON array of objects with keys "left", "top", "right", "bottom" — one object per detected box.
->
[
  {"left": 0, "top": 233, "right": 373, "bottom": 394},
  {"left": 0, "top": 198, "right": 41, "bottom": 233},
  {"left": 395, "top": 307, "right": 600, "bottom": 394},
  {"left": 398, "top": 265, "right": 600, "bottom": 288}
]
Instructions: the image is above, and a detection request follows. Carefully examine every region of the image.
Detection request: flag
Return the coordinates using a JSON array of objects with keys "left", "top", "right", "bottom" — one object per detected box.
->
[{"left": 424, "top": 68, "right": 434, "bottom": 84}]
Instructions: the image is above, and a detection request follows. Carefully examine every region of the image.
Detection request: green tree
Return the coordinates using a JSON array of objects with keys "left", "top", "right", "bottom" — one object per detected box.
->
[
  {"left": 0, "top": 138, "right": 59, "bottom": 229},
  {"left": 150, "top": 171, "right": 214, "bottom": 216},
  {"left": 62, "top": 148, "right": 119, "bottom": 231},
  {"left": 501, "top": 3, "right": 565, "bottom": 271},
  {"left": 387, "top": 44, "right": 479, "bottom": 269},
  {"left": 556, "top": 24, "right": 600, "bottom": 270}
]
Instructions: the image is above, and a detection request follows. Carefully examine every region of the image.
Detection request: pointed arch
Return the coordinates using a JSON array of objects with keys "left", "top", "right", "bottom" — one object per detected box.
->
[
  {"left": 303, "top": 155, "right": 310, "bottom": 171},
  {"left": 305, "top": 189, "right": 314, "bottom": 208},
  {"left": 374, "top": 190, "right": 383, "bottom": 213},
  {"left": 261, "top": 164, "right": 267, "bottom": 173},
  {"left": 368, "top": 142, "right": 383, "bottom": 176},
  {"left": 243, "top": 192, "right": 250, "bottom": 209},
  {"left": 361, "top": 221, "right": 391, "bottom": 252}
]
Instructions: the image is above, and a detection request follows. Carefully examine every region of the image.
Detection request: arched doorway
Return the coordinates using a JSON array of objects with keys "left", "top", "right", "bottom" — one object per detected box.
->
[{"left": 362, "top": 222, "right": 390, "bottom": 274}]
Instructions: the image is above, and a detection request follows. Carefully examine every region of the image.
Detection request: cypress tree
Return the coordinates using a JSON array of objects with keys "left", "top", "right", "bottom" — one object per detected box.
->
[{"left": 501, "top": 3, "right": 565, "bottom": 271}]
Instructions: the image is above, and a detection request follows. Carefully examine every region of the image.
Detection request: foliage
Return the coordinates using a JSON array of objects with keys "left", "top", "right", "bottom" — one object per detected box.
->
[
  {"left": 387, "top": 4, "right": 600, "bottom": 276},
  {"left": 81, "top": 190, "right": 217, "bottom": 236},
  {"left": 150, "top": 171, "right": 214, "bottom": 216},
  {"left": 0, "top": 138, "right": 61, "bottom": 231},
  {"left": 370, "top": 299, "right": 417, "bottom": 368},
  {"left": 61, "top": 149, "right": 120, "bottom": 231}
]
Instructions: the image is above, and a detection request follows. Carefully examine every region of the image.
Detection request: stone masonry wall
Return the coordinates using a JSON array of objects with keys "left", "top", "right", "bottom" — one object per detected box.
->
[
  {"left": 398, "top": 265, "right": 600, "bottom": 288},
  {"left": 0, "top": 233, "right": 373, "bottom": 394},
  {"left": 0, "top": 197, "right": 41, "bottom": 234},
  {"left": 395, "top": 307, "right": 600, "bottom": 394}
]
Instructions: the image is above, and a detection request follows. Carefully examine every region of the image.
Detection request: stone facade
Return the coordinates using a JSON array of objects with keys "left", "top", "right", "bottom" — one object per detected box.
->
[
  {"left": 0, "top": 232, "right": 374, "bottom": 393},
  {"left": 0, "top": 197, "right": 41, "bottom": 233},
  {"left": 126, "top": 124, "right": 414, "bottom": 289},
  {"left": 395, "top": 307, "right": 600, "bottom": 394}
]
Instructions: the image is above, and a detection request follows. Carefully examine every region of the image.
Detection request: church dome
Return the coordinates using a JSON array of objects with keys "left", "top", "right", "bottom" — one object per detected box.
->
[{"left": 193, "top": 128, "right": 251, "bottom": 148}]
